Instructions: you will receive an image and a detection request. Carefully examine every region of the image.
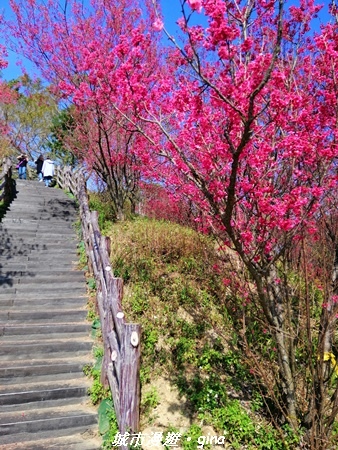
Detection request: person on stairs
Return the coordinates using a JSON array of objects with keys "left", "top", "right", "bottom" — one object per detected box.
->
[
  {"left": 34, "top": 154, "right": 44, "bottom": 182},
  {"left": 16, "top": 153, "right": 28, "bottom": 180},
  {"left": 42, "top": 155, "right": 55, "bottom": 187}
]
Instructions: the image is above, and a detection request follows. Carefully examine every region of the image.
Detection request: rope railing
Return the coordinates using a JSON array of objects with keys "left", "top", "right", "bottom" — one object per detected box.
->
[{"left": 55, "top": 166, "right": 141, "bottom": 444}]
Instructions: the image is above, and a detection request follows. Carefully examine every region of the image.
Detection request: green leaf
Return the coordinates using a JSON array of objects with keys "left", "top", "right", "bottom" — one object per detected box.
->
[
  {"left": 98, "top": 398, "right": 114, "bottom": 434},
  {"left": 92, "top": 317, "right": 101, "bottom": 329}
]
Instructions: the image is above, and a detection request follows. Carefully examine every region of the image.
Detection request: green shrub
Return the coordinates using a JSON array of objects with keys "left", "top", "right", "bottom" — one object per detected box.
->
[{"left": 88, "top": 192, "right": 116, "bottom": 229}]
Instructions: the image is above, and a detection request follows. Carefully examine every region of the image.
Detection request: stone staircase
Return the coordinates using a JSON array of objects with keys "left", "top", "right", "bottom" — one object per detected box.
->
[{"left": 0, "top": 180, "right": 101, "bottom": 449}]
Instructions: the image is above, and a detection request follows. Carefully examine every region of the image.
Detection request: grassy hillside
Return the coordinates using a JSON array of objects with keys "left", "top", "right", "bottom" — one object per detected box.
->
[{"left": 96, "top": 217, "right": 297, "bottom": 449}]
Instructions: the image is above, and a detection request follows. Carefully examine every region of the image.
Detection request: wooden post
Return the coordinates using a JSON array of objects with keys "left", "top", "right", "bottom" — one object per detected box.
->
[
  {"left": 119, "top": 323, "right": 141, "bottom": 435},
  {"left": 0, "top": 158, "right": 13, "bottom": 204}
]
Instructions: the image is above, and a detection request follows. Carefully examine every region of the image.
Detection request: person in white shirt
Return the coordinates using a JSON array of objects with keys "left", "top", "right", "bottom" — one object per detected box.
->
[{"left": 42, "top": 155, "right": 55, "bottom": 187}]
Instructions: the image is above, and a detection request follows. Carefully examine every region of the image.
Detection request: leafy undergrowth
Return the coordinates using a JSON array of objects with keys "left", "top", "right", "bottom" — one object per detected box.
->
[{"left": 103, "top": 217, "right": 297, "bottom": 449}]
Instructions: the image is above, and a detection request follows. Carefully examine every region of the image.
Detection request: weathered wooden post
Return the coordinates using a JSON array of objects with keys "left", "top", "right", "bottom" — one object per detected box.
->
[
  {"left": 0, "top": 158, "right": 13, "bottom": 204},
  {"left": 119, "top": 323, "right": 141, "bottom": 434}
]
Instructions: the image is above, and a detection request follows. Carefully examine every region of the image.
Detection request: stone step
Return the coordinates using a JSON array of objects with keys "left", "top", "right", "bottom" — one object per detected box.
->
[
  {"left": 0, "top": 249, "right": 79, "bottom": 257},
  {"left": 0, "top": 268, "right": 82, "bottom": 276},
  {"left": 0, "top": 273, "right": 85, "bottom": 284},
  {"left": 0, "top": 347, "right": 92, "bottom": 362},
  {"left": 2, "top": 218, "right": 78, "bottom": 225},
  {"left": 1, "top": 228, "right": 78, "bottom": 235},
  {"left": 0, "top": 289, "right": 86, "bottom": 299},
  {"left": 0, "top": 405, "right": 97, "bottom": 436},
  {"left": 1, "top": 222, "right": 77, "bottom": 229},
  {"left": 0, "top": 274, "right": 84, "bottom": 283},
  {"left": 0, "top": 268, "right": 84, "bottom": 276},
  {"left": 0, "top": 260, "right": 79, "bottom": 269},
  {"left": 0, "top": 383, "right": 91, "bottom": 406},
  {"left": 12, "top": 253, "right": 79, "bottom": 261},
  {"left": 0, "top": 246, "right": 79, "bottom": 254},
  {"left": 0, "top": 284, "right": 85, "bottom": 295},
  {"left": 0, "top": 297, "right": 88, "bottom": 309},
  {"left": 0, "top": 323, "right": 91, "bottom": 339},
  {"left": 0, "top": 426, "right": 100, "bottom": 448},
  {"left": 5, "top": 203, "right": 77, "bottom": 210},
  {"left": 3, "top": 215, "right": 78, "bottom": 222},
  {"left": 2, "top": 258, "right": 80, "bottom": 266},
  {"left": 1, "top": 236, "right": 77, "bottom": 245},
  {"left": 0, "top": 243, "right": 79, "bottom": 251},
  {"left": 0, "top": 338, "right": 93, "bottom": 358},
  {"left": 1, "top": 239, "right": 79, "bottom": 248},
  {"left": 0, "top": 393, "right": 92, "bottom": 412},
  {"left": 0, "top": 309, "right": 88, "bottom": 323},
  {"left": 0, "top": 411, "right": 97, "bottom": 436},
  {"left": 7, "top": 199, "right": 77, "bottom": 206},
  {"left": 0, "top": 360, "right": 88, "bottom": 384},
  {"left": 0, "top": 360, "right": 91, "bottom": 379},
  {"left": 1, "top": 215, "right": 77, "bottom": 223},
  {"left": 0, "top": 369, "right": 88, "bottom": 387}
]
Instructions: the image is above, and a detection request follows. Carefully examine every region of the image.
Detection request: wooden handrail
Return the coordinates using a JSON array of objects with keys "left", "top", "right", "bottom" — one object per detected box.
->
[
  {"left": 0, "top": 157, "right": 14, "bottom": 203},
  {"left": 55, "top": 166, "right": 140, "bottom": 445}
]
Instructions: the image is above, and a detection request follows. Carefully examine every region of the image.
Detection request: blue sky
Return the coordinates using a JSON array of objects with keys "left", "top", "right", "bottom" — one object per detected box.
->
[
  {"left": 0, "top": 0, "right": 332, "bottom": 82},
  {"left": 0, "top": 0, "right": 185, "bottom": 81}
]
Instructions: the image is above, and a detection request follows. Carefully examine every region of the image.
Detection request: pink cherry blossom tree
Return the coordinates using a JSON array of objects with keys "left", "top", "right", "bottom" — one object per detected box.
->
[
  {"left": 4, "top": 0, "right": 160, "bottom": 219},
  {"left": 105, "top": 0, "right": 337, "bottom": 445},
  {"left": 0, "top": 43, "right": 19, "bottom": 157}
]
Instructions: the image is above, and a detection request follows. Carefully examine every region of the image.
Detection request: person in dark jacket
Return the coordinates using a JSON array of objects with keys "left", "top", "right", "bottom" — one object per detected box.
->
[
  {"left": 17, "top": 153, "right": 28, "bottom": 179},
  {"left": 35, "top": 154, "right": 44, "bottom": 182}
]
